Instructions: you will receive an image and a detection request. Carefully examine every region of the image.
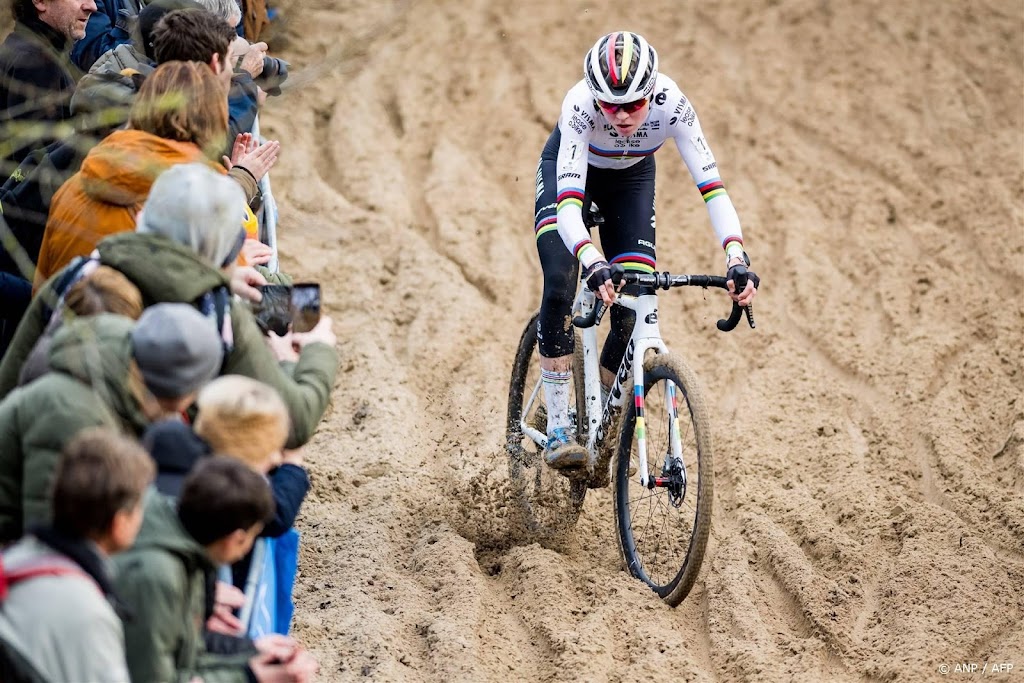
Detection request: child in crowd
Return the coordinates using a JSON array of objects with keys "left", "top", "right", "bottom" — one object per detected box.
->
[
  {"left": 195, "top": 375, "right": 309, "bottom": 586},
  {"left": 114, "top": 456, "right": 318, "bottom": 682},
  {"left": 0, "top": 428, "right": 155, "bottom": 682}
]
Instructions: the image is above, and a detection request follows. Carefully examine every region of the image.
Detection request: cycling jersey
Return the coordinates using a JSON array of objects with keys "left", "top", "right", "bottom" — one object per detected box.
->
[{"left": 549, "top": 74, "right": 745, "bottom": 268}]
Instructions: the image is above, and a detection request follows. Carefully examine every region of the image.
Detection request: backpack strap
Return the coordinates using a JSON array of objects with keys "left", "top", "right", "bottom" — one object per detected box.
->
[{"left": 0, "top": 555, "right": 94, "bottom": 601}]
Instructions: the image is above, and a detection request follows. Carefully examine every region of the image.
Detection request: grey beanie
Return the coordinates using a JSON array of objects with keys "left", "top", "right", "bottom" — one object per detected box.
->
[
  {"left": 136, "top": 163, "right": 246, "bottom": 269},
  {"left": 131, "top": 303, "right": 224, "bottom": 399}
]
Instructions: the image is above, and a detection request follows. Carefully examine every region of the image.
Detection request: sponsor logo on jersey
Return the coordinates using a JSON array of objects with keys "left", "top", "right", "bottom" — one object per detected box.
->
[
  {"left": 638, "top": 239, "right": 654, "bottom": 249},
  {"left": 568, "top": 113, "right": 589, "bottom": 134},
  {"left": 557, "top": 171, "right": 581, "bottom": 181},
  {"left": 572, "top": 104, "right": 596, "bottom": 129},
  {"left": 702, "top": 162, "right": 717, "bottom": 172},
  {"left": 534, "top": 202, "right": 556, "bottom": 221},
  {"left": 653, "top": 88, "right": 669, "bottom": 106}
]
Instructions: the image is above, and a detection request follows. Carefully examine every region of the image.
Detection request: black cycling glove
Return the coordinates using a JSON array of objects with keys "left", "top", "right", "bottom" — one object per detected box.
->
[{"left": 584, "top": 261, "right": 625, "bottom": 292}]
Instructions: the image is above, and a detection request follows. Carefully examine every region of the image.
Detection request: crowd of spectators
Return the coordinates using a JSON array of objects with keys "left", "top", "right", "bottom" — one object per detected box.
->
[{"left": 0, "top": 1, "right": 328, "bottom": 681}]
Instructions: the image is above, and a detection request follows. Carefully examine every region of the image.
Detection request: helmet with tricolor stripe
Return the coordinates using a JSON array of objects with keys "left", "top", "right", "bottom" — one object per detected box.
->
[{"left": 583, "top": 31, "right": 659, "bottom": 104}]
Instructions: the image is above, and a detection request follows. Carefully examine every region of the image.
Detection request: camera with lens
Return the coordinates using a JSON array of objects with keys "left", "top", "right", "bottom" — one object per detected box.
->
[{"left": 256, "top": 56, "right": 289, "bottom": 97}]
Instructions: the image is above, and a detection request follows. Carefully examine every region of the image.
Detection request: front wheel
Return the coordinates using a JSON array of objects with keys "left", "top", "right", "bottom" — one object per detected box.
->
[
  {"left": 612, "top": 353, "right": 713, "bottom": 606},
  {"left": 506, "top": 312, "right": 587, "bottom": 535}
]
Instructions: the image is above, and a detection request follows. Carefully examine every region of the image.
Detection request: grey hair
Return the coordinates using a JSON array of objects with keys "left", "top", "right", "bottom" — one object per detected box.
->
[{"left": 190, "top": 0, "right": 241, "bottom": 27}]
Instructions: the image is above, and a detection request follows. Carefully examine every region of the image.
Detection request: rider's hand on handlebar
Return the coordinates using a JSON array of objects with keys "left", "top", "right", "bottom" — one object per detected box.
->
[
  {"left": 585, "top": 260, "right": 624, "bottom": 305},
  {"left": 726, "top": 257, "right": 758, "bottom": 307}
]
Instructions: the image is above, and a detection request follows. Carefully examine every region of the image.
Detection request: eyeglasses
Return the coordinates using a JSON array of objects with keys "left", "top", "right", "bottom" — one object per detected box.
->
[{"left": 596, "top": 98, "right": 648, "bottom": 114}]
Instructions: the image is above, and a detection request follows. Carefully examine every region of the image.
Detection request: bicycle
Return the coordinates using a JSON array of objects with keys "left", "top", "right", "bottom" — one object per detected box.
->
[{"left": 505, "top": 263, "right": 757, "bottom": 606}]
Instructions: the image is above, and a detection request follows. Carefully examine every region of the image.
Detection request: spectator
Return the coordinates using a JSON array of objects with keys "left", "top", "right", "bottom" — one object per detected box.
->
[
  {"left": 70, "top": 0, "right": 138, "bottom": 72},
  {"left": 0, "top": 428, "right": 154, "bottom": 683},
  {"left": 74, "top": 4, "right": 266, "bottom": 147},
  {"left": 34, "top": 60, "right": 228, "bottom": 283},
  {"left": 0, "top": 163, "right": 340, "bottom": 449},
  {"left": 149, "top": 375, "right": 310, "bottom": 587},
  {"left": 189, "top": 0, "right": 272, "bottom": 110},
  {"left": 19, "top": 264, "right": 144, "bottom": 386},
  {"left": 0, "top": 3, "right": 274, "bottom": 299},
  {"left": 0, "top": 303, "right": 223, "bottom": 541},
  {"left": 114, "top": 456, "right": 318, "bottom": 682},
  {"left": 193, "top": 0, "right": 242, "bottom": 30},
  {"left": 0, "top": 0, "right": 96, "bottom": 169},
  {"left": 70, "top": 0, "right": 204, "bottom": 132}
]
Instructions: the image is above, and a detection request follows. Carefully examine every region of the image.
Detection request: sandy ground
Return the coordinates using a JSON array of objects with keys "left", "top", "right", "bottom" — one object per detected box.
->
[{"left": 239, "top": 0, "right": 1019, "bottom": 680}]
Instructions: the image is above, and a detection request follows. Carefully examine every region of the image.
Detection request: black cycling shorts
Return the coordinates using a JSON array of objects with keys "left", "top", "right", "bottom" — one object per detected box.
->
[{"left": 533, "top": 126, "right": 656, "bottom": 371}]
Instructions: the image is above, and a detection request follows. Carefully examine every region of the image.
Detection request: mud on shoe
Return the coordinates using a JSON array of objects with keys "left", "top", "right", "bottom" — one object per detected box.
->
[{"left": 544, "top": 427, "right": 588, "bottom": 470}]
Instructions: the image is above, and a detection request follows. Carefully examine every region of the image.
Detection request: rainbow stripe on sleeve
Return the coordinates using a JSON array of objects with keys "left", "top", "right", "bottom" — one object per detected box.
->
[
  {"left": 698, "top": 177, "right": 727, "bottom": 203},
  {"left": 557, "top": 188, "right": 585, "bottom": 213},
  {"left": 573, "top": 239, "right": 598, "bottom": 264}
]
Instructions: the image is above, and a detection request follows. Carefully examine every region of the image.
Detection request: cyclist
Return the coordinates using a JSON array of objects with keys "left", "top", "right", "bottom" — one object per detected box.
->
[{"left": 535, "top": 31, "right": 757, "bottom": 470}]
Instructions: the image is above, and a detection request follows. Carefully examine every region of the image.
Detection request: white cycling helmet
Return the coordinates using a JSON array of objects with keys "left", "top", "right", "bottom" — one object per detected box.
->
[{"left": 583, "top": 31, "right": 659, "bottom": 104}]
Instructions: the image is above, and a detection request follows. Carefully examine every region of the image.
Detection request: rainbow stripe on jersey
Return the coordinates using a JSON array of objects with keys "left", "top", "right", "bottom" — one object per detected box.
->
[
  {"left": 589, "top": 142, "right": 664, "bottom": 159},
  {"left": 612, "top": 252, "right": 656, "bottom": 274}
]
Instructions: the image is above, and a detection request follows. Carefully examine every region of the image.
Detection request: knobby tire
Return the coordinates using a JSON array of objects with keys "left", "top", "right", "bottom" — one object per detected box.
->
[{"left": 612, "top": 353, "right": 713, "bottom": 606}]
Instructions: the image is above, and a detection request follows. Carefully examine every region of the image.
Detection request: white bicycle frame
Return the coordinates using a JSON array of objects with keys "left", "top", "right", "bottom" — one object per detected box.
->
[{"left": 519, "top": 282, "right": 684, "bottom": 489}]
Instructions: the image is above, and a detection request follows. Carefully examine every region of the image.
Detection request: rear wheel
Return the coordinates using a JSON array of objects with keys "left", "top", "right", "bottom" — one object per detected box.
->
[
  {"left": 506, "top": 312, "right": 587, "bottom": 534},
  {"left": 612, "top": 353, "right": 713, "bottom": 606}
]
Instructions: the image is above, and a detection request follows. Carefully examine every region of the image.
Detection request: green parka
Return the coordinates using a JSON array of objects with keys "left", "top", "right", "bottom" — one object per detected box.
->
[
  {"left": 0, "top": 232, "right": 338, "bottom": 447},
  {"left": 114, "top": 490, "right": 252, "bottom": 683},
  {"left": 0, "top": 314, "right": 147, "bottom": 540}
]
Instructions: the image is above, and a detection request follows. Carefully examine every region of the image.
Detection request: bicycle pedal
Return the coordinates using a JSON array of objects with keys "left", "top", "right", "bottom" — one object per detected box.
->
[{"left": 560, "top": 464, "right": 590, "bottom": 481}]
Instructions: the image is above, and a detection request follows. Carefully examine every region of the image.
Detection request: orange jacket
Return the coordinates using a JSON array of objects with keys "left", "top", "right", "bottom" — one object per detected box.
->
[{"left": 33, "top": 129, "right": 209, "bottom": 288}]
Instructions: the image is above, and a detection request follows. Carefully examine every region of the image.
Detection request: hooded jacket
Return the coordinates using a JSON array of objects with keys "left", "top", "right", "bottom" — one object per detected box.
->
[
  {"left": 33, "top": 128, "right": 209, "bottom": 284},
  {"left": 0, "top": 314, "right": 147, "bottom": 541},
  {"left": 113, "top": 489, "right": 253, "bottom": 683},
  {"left": 0, "top": 233, "right": 338, "bottom": 448}
]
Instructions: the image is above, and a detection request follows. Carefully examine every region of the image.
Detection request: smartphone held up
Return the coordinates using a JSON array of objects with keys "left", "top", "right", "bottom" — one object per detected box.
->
[{"left": 252, "top": 283, "right": 321, "bottom": 336}]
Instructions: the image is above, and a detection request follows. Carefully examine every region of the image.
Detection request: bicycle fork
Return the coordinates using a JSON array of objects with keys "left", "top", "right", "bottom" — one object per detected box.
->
[{"left": 583, "top": 292, "right": 686, "bottom": 495}]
